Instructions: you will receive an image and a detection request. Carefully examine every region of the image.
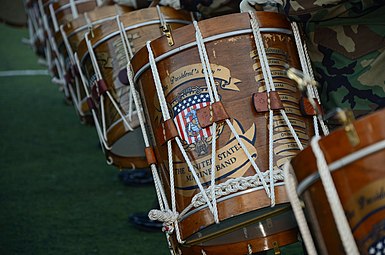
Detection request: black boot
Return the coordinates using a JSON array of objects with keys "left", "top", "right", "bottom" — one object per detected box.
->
[
  {"left": 129, "top": 212, "right": 163, "bottom": 232},
  {"left": 118, "top": 169, "right": 153, "bottom": 186}
]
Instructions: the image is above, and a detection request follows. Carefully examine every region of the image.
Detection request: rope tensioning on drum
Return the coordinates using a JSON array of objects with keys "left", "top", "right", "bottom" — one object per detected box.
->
[
  {"left": 116, "top": 15, "right": 182, "bottom": 253},
  {"left": 116, "top": 13, "right": 170, "bottom": 213},
  {"left": 283, "top": 162, "right": 317, "bottom": 255},
  {"left": 38, "top": 0, "right": 69, "bottom": 96},
  {"left": 49, "top": 4, "right": 59, "bottom": 33},
  {"left": 283, "top": 137, "right": 360, "bottom": 255},
  {"left": 37, "top": 0, "right": 58, "bottom": 77},
  {"left": 84, "top": 29, "right": 138, "bottom": 149},
  {"left": 143, "top": 18, "right": 310, "bottom": 246},
  {"left": 26, "top": 8, "right": 39, "bottom": 51},
  {"left": 311, "top": 137, "right": 359, "bottom": 254},
  {"left": 146, "top": 40, "right": 214, "bottom": 244},
  {"left": 69, "top": 0, "right": 79, "bottom": 19},
  {"left": 249, "top": 11, "right": 310, "bottom": 207},
  {"left": 74, "top": 52, "right": 112, "bottom": 152},
  {"left": 116, "top": 16, "right": 135, "bottom": 122},
  {"left": 85, "top": 29, "right": 136, "bottom": 134},
  {"left": 60, "top": 25, "right": 86, "bottom": 117},
  {"left": 290, "top": 22, "right": 329, "bottom": 136}
]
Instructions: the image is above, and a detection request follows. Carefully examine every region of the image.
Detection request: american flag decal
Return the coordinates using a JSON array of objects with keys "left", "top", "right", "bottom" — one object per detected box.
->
[{"left": 173, "top": 93, "right": 212, "bottom": 144}]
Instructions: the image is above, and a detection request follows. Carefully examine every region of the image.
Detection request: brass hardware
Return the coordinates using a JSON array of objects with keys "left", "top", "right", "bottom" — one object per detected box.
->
[
  {"left": 336, "top": 109, "right": 360, "bottom": 147},
  {"left": 161, "top": 24, "right": 174, "bottom": 46},
  {"left": 286, "top": 67, "right": 320, "bottom": 115},
  {"left": 273, "top": 241, "right": 281, "bottom": 255}
]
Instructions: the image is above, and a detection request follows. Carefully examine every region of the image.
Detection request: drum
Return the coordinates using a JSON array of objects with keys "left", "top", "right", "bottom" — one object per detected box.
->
[
  {"left": 55, "top": 5, "right": 133, "bottom": 124},
  {"left": 132, "top": 11, "right": 315, "bottom": 254},
  {"left": 288, "top": 108, "right": 385, "bottom": 255},
  {"left": 76, "top": 7, "right": 192, "bottom": 169},
  {"left": 46, "top": 0, "right": 98, "bottom": 30}
]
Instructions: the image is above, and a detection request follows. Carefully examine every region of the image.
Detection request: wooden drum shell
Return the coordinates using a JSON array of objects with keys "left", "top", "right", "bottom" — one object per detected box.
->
[
  {"left": 132, "top": 12, "right": 314, "bottom": 253},
  {"left": 54, "top": 5, "right": 133, "bottom": 124},
  {"left": 76, "top": 7, "right": 192, "bottom": 169},
  {"left": 291, "top": 108, "right": 385, "bottom": 254}
]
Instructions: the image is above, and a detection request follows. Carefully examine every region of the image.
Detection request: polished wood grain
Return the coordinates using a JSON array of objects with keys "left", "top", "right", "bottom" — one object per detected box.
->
[
  {"left": 132, "top": 11, "right": 314, "bottom": 254},
  {"left": 291, "top": 108, "right": 385, "bottom": 254},
  {"left": 76, "top": 7, "right": 192, "bottom": 170}
]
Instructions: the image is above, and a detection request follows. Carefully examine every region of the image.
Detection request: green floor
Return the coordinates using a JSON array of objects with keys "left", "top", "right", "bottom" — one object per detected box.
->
[
  {"left": 0, "top": 24, "right": 304, "bottom": 255},
  {"left": 0, "top": 23, "right": 167, "bottom": 255}
]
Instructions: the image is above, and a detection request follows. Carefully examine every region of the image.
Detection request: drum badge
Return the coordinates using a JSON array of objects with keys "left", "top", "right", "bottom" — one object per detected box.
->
[{"left": 173, "top": 92, "right": 211, "bottom": 156}]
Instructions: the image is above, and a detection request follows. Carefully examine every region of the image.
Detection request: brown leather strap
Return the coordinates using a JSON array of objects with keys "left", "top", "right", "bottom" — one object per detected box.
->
[
  {"left": 145, "top": 147, "right": 157, "bottom": 165},
  {"left": 253, "top": 91, "right": 284, "bottom": 112},
  {"left": 156, "top": 119, "right": 179, "bottom": 145},
  {"left": 197, "top": 101, "right": 229, "bottom": 128},
  {"left": 270, "top": 91, "right": 284, "bottom": 110},
  {"left": 300, "top": 96, "right": 322, "bottom": 116},
  {"left": 97, "top": 79, "right": 108, "bottom": 95},
  {"left": 253, "top": 92, "right": 268, "bottom": 112},
  {"left": 86, "top": 97, "right": 96, "bottom": 111}
]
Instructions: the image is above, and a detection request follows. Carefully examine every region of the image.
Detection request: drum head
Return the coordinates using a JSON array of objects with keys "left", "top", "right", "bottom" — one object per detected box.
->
[
  {"left": 185, "top": 203, "right": 297, "bottom": 246},
  {"left": 0, "top": 0, "right": 27, "bottom": 27}
]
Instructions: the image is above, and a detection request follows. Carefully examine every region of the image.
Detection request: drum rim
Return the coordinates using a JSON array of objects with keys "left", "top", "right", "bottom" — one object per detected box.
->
[
  {"left": 132, "top": 27, "right": 293, "bottom": 84},
  {"left": 297, "top": 138, "right": 385, "bottom": 196},
  {"left": 53, "top": 0, "right": 95, "bottom": 13},
  {"left": 292, "top": 108, "right": 385, "bottom": 195},
  {"left": 78, "top": 18, "right": 192, "bottom": 64},
  {"left": 180, "top": 182, "right": 286, "bottom": 221}
]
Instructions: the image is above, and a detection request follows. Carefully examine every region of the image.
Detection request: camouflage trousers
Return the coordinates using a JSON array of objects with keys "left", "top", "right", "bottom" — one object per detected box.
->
[
  {"left": 312, "top": 44, "right": 385, "bottom": 117},
  {"left": 305, "top": 32, "right": 385, "bottom": 125}
]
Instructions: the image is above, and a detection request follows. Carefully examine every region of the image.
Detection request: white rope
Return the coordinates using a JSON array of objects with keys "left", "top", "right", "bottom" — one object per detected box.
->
[
  {"left": 249, "top": 11, "right": 307, "bottom": 204},
  {"left": 248, "top": 244, "right": 253, "bottom": 254},
  {"left": 84, "top": 32, "right": 110, "bottom": 142},
  {"left": 74, "top": 52, "right": 111, "bottom": 151},
  {"left": 84, "top": 32, "right": 102, "bottom": 80},
  {"left": 60, "top": 25, "right": 75, "bottom": 65},
  {"left": 283, "top": 161, "right": 317, "bottom": 255},
  {"left": 193, "top": 21, "right": 220, "bottom": 102},
  {"left": 69, "top": 0, "right": 79, "bottom": 19},
  {"left": 195, "top": 20, "right": 272, "bottom": 203},
  {"left": 38, "top": 0, "right": 53, "bottom": 70},
  {"left": 310, "top": 137, "right": 359, "bottom": 255},
  {"left": 181, "top": 170, "right": 284, "bottom": 215},
  {"left": 49, "top": 4, "right": 59, "bottom": 32},
  {"left": 100, "top": 94, "right": 109, "bottom": 142},
  {"left": 291, "top": 22, "right": 329, "bottom": 136},
  {"left": 117, "top": 23, "right": 179, "bottom": 242},
  {"left": 116, "top": 16, "right": 134, "bottom": 121},
  {"left": 210, "top": 122, "right": 219, "bottom": 223},
  {"left": 60, "top": 24, "right": 84, "bottom": 114},
  {"left": 147, "top": 41, "right": 220, "bottom": 241},
  {"left": 105, "top": 91, "right": 134, "bottom": 131},
  {"left": 156, "top": 5, "right": 167, "bottom": 29},
  {"left": 193, "top": 21, "right": 219, "bottom": 223}
]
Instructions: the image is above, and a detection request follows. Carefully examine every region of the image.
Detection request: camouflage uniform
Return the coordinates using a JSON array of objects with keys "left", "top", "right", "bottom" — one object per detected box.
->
[
  {"left": 242, "top": 0, "right": 385, "bottom": 120},
  {"left": 282, "top": 0, "right": 385, "bottom": 121}
]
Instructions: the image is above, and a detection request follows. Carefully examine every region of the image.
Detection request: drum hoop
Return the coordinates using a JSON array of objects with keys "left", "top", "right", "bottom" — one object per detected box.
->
[
  {"left": 296, "top": 139, "right": 385, "bottom": 196},
  {"left": 67, "top": 15, "right": 117, "bottom": 39},
  {"left": 133, "top": 27, "right": 293, "bottom": 83},
  {"left": 54, "top": 0, "right": 94, "bottom": 13},
  {"left": 106, "top": 111, "right": 139, "bottom": 134},
  {"left": 179, "top": 182, "right": 286, "bottom": 221},
  {"left": 184, "top": 202, "right": 291, "bottom": 246},
  {"left": 79, "top": 19, "right": 192, "bottom": 64}
]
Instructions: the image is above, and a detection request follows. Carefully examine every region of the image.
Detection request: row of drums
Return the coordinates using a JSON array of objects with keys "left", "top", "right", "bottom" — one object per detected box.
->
[{"left": 25, "top": 0, "right": 385, "bottom": 254}]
